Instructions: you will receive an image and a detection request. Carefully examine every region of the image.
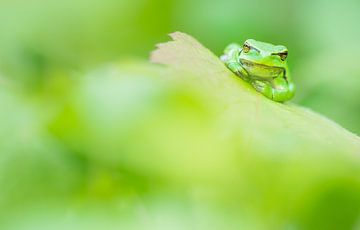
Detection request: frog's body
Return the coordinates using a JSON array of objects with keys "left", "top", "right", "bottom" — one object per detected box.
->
[{"left": 221, "top": 39, "right": 295, "bottom": 102}]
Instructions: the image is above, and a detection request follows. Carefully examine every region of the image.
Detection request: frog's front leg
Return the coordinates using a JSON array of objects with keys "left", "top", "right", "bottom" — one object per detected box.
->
[
  {"left": 252, "top": 79, "right": 295, "bottom": 102},
  {"left": 226, "top": 62, "right": 250, "bottom": 81},
  {"left": 221, "top": 44, "right": 250, "bottom": 81},
  {"left": 251, "top": 80, "right": 273, "bottom": 100}
]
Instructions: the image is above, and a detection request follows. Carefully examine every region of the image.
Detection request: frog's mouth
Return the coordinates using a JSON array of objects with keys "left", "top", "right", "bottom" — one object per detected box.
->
[{"left": 240, "top": 59, "right": 284, "bottom": 78}]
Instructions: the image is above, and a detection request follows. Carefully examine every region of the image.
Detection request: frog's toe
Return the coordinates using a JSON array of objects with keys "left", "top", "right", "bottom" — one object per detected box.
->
[{"left": 251, "top": 81, "right": 266, "bottom": 92}]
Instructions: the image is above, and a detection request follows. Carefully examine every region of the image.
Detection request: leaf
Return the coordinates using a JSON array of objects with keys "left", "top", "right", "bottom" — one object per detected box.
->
[{"left": 151, "top": 32, "right": 360, "bottom": 156}]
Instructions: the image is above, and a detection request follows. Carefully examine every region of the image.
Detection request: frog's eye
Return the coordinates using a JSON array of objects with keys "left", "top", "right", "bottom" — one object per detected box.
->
[
  {"left": 278, "top": 51, "right": 288, "bottom": 61},
  {"left": 243, "top": 43, "right": 251, "bottom": 53}
]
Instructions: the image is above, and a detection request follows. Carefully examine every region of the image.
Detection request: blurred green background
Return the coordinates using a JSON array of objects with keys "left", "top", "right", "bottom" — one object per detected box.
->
[{"left": 1, "top": 0, "right": 360, "bottom": 229}]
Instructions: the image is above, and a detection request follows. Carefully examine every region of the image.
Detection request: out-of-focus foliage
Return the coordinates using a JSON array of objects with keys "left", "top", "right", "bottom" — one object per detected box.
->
[
  {"left": 1, "top": 0, "right": 360, "bottom": 229},
  {"left": 1, "top": 31, "right": 360, "bottom": 229}
]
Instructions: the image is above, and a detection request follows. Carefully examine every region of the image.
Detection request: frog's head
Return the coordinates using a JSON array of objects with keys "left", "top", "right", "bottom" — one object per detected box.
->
[{"left": 239, "top": 39, "right": 288, "bottom": 78}]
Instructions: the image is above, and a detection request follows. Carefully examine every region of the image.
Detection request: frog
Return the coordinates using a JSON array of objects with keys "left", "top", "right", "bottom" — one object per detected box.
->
[{"left": 220, "top": 39, "right": 295, "bottom": 102}]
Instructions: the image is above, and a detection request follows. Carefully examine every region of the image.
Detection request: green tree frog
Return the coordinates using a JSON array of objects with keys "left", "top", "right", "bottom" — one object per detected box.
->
[{"left": 221, "top": 39, "right": 295, "bottom": 102}]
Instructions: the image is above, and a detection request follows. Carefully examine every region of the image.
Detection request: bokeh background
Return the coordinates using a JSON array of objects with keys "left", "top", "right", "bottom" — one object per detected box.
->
[{"left": 1, "top": 0, "right": 360, "bottom": 229}]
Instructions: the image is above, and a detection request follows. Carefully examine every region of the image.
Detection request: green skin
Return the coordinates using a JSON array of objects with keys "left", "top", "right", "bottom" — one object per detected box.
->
[{"left": 221, "top": 39, "right": 295, "bottom": 102}]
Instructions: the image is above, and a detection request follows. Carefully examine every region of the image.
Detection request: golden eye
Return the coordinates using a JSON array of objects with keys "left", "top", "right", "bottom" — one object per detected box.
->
[
  {"left": 279, "top": 51, "right": 288, "bottom": 61},
  {"left": 243, "top": 43, "right": 250, "bottom": 53}
]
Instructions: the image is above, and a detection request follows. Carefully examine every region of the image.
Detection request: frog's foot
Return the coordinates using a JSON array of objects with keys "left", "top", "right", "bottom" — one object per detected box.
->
[
  {"left": 252, "top": 80, "right": 266, "bottom": 91},
  {"left": 252, "top": 80, "right": 294, "bottom": 102},
  {"left": 251, "top": 80, "right": 273, "bottom": 99}
]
